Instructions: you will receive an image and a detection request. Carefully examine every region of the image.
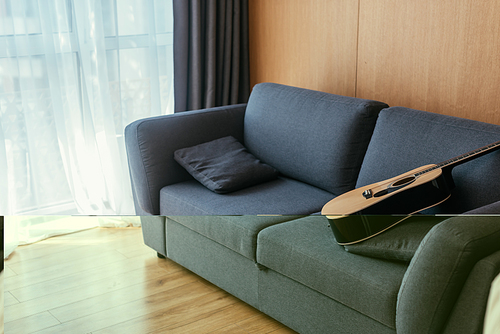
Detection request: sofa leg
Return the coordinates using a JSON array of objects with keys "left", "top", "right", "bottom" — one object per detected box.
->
[{"left": 157, "top": 252, "right": 166, "bottom": 259}]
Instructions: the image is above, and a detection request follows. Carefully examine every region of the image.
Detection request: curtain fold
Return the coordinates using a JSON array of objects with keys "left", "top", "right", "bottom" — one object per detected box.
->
[
  {"left": 1, "top": 0, "right": 173, "bottom": 256},
  {"left": 0, "top": 0, "right": 174, "bottom": 216},
  {"left": 173, "top": 0, "right": 250, "bottom": 112}
]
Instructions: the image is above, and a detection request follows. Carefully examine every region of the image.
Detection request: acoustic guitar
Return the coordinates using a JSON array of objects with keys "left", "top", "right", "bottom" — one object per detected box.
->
[{"left": 322, "top": 140, "right": 500, "bottom": 245}]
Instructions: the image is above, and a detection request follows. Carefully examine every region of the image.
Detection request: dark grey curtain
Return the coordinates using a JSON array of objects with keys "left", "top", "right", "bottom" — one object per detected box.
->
[{"left": 173, "top": 0, "right": 250, "bottom": 112}]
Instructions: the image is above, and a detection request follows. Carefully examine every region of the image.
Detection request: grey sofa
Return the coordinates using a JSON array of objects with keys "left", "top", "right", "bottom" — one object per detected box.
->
[{"left": 125, "top": 83, "right": 500, "bottom": 334}]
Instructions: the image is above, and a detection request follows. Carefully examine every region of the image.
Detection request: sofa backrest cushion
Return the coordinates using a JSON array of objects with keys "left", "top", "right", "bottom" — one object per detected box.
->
[
  {"left": 243, "top": 83, "right": 388, "bottom": 195},
  {"left": 356, "top": 107, "right": 500, "bottom": 213}
]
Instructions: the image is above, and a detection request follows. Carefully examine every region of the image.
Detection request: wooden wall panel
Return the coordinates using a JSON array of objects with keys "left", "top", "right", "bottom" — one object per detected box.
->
[
  {"left": 356, "top": 0, "right": 500, "bottom": 125},
  {"left": 248, "top": 0, "right": 359, "bottom": 97}
]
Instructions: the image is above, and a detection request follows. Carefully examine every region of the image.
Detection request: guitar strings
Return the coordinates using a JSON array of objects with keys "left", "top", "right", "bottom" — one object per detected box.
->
[{"left": 414, "top": 140, "right": 500, "bottom": 177}]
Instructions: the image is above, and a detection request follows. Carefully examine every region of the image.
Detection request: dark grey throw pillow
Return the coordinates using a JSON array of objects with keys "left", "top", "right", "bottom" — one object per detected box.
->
[
  {"left": 344, "top": 216, "right": 448, "bottom": 262},
  {"left": 174, "top": 136, "right": 279, "bottom": 194}
]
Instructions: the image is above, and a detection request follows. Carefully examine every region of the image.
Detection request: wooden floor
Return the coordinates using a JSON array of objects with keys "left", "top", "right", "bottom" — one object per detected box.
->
[{"left": 4, "top": 227, "right": 297, "bottom": 334}]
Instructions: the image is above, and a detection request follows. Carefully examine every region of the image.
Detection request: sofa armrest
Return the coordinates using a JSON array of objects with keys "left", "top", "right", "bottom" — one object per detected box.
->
[
  {"left": 442, "top": 250, "right": 500, "bottom": 334},
  {"left": 396, "top": 215, "right": 500, "bottom": 334},
  {"left": 141, "top": 216, "right": 167, "bottom": 257},
  {"left": 125, "top": 104, "right": 246, "bottom": 215}
]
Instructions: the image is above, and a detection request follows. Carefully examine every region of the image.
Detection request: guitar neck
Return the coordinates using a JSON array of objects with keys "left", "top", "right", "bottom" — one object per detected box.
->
[{"left": 415, "top": 140, "right": 500, "bottom": 176}]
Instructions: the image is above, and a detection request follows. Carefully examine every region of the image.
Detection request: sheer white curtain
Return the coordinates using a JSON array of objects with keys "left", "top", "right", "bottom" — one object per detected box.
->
[
  {"left": 1, "top": 0, "right": 173, "bottom": 255},
  {"left": 1, "top": 0, "right": 173, "bottom": 215}
]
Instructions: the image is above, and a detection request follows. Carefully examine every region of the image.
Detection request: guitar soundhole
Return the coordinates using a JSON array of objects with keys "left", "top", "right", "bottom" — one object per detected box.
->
[{"left": 391, "top": 176, "right": 416, "bottom": 188}]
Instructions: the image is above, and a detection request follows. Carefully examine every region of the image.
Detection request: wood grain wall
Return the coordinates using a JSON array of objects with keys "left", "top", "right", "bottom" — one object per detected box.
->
[
  {"left": 248, "top": 0, "right": 359, "bottom": 97},
  {"left": 249, "top": 0, "right": 500, "bottom": 125}
]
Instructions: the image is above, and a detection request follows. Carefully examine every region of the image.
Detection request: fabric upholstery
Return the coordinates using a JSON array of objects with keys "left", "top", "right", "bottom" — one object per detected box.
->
[
  {"left": 139, "top": 216, "right": 167, "bottom": 257},
  {"left": 159, "top": 177, "right": 335, "bottom": 215},
  {"left": 442, "top": 250, "right": 500, "bottom": 334},
  {"left": 166, "top": 218, "right": 260, "bottom": 308},
  {"left": 259, "top": 269, "right": 396, "bottom": 334},
  {"left": 124, "top": 104, "right": 246, "bottom": 214},
  {"left": 356, "top": 107, "right": 500, "bottom": 214},
  {"left": 396, "top": 215, "right": 500, "bottom": 334},
  {"left": 344, "top": 215, "right": 447, "bottom": 262},
  {"left": 244, "top": 83, "right": 388, "bottom": 196},
  {"left": 174, "top": 136, "right": 278, "bottom": 193},
  {"left": 167, "top": 215, "right": 302, "bottom": 261},
  {"left": 464, "top": 200, "right": 500, "bottom": 214},
  {"left": 257, "top": 215, "right": 408, "bottom": 328}
]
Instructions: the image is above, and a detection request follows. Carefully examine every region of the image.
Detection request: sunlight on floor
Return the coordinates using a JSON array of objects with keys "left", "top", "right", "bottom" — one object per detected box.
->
[{"left": 4, "top": 216, "right": 141, "bottom": 256}]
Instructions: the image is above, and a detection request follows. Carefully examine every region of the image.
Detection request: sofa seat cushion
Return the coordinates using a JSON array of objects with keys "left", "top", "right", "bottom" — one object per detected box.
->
[
  {"left": 159, "top": 177, "right": 335, "bottom": 215},
  {"left": 356, "top": 107, "right": 500, "bottom": 214},
  {"left": 257, "top": 215, "right": 408, "bottom": 329},
  {"left": 167, "top": 215, "right": 302, "bottom": 261},
  {"left": 244, "top": 83, "right": 388, "bottom": 196}
]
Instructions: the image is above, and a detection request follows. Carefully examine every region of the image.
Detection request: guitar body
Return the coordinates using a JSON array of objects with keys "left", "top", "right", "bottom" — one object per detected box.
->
[
  {"left": 322, "top": 165, "right": 453, "bottom": 216},
  {"left": 322, "top": 164, "right": 455, "bottom": 245},
  {"left": 326, "top": 215, "right": 413, "bottom": 245},
  {"left": 322, "top": 139, "right": 500, "bottom": 245}
]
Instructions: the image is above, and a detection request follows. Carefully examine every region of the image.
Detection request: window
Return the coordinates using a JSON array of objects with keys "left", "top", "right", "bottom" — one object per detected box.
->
[{"left": 0, "top": 0, "right": 173, "bottom": 215}]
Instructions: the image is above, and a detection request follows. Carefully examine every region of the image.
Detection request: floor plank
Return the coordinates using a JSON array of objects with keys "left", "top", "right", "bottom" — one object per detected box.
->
[
  {"left": 4, "top": 311, "right": 61, "bottom": 334},
  {"left": 92, "top": 288, "right": 239, "bottom": 334},
  {"left": 4, "top": 226, "right": 297, "bottom": 334}
]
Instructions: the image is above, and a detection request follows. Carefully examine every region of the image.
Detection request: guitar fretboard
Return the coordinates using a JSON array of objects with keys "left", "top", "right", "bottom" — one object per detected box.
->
[{"left": 414, "top": 140, "right": 500, "bottom": 177}]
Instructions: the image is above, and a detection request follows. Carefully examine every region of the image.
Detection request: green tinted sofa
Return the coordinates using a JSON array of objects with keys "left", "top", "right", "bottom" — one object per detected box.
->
[{"left": 126, "top": 83, "right": 500, "bottom": 333}]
